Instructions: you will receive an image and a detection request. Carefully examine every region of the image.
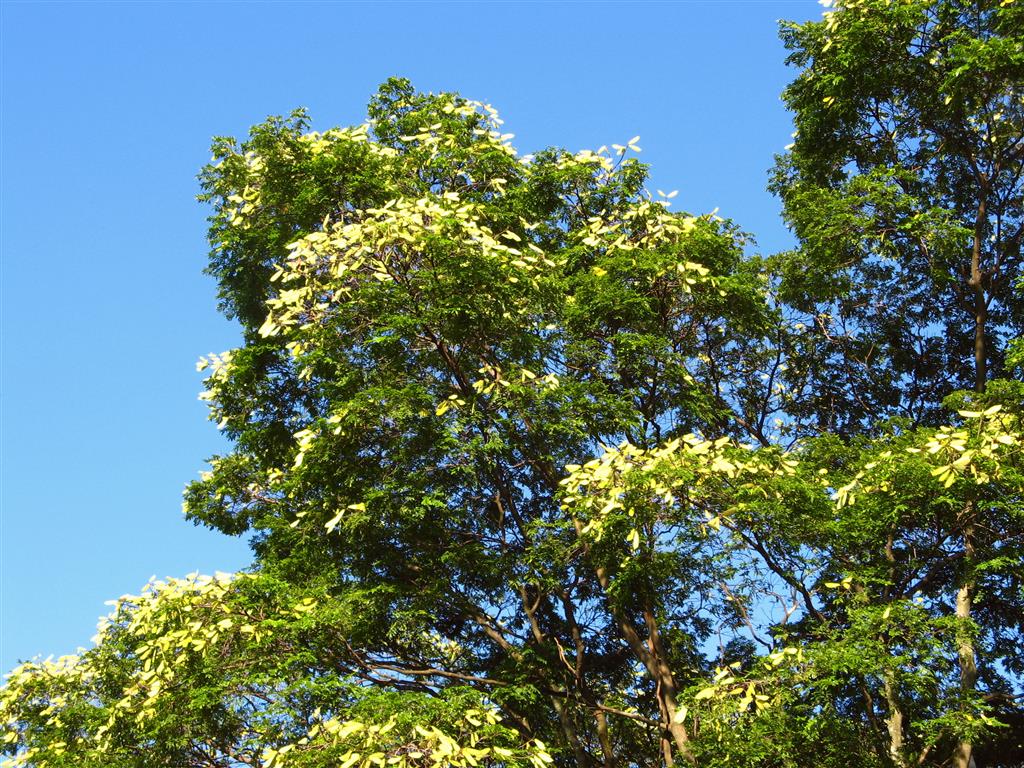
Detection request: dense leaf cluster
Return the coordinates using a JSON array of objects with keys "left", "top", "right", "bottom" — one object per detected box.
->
[{"left": 3, "top": 2, "right": 1022, "bottom": 767}]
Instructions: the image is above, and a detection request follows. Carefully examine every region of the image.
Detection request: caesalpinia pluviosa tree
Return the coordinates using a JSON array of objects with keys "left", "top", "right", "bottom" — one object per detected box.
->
[
  {"left": 5, "top": 79, "right": 784, "bottom": 767},
  {"left": 771, "top": 0, "right": 1024, "bottom": 434},
  {"left": 562, "top": 395, "right": 1023, "bottom": 767},
  {"left": 0, "top": 572, "right": 554, "bottom": 767},
  {"left": 769, "top": 2, "right": 1024, "bottom": 766},
  {"left": 180, "top": 79, "right": 783, "bottom": 765},
  {"left": 3, "top": 2, "right": 1023, "bottom": 766}
]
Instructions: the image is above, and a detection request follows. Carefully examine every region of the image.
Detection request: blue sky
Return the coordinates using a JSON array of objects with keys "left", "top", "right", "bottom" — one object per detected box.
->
[{"left": 0, "top": 0, "right": 821, "bottom": 673}]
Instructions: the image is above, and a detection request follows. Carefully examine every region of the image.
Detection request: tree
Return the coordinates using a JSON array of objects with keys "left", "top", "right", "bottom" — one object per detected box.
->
[
  {"left": 6, "top": 79, "right": 784, "bottom": 766},
  {"left": 562, "top": 399, "right": 1023, "bottom": 768},
  {"left": 0, "top": 572, "right": 554, "bottom": 768},
  {"left": 772, "top": 0, "right": 1023, "bottom": 434},
  {"left": 771, "top": 3, "right": 1024, "bottom": 766},
  {"left": 179, "top": 79, "right": 779, "bottom": 765},
  {"left": 3, "top": 3, "right": 1023, "bottom": 766}
]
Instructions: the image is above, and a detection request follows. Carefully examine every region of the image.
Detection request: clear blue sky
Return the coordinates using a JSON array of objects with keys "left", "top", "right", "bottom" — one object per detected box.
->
[{"left": 0, "top": 0, "right": 821, "bottom": 673}]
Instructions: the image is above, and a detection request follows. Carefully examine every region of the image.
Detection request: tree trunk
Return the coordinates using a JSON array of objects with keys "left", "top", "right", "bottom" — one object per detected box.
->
[
  {"left": 576, "top": 516, "right": 697, "bottom": 766},
  {"left": 969, "top": 195, "right": 988, "bottom": 392},
  {"left": 552, "top": 695, "right": 590, "bottom": 768},
  {"left": 594, "top": 710, "right": 614, "bottom": 768},
  {"left": 953, "top": 522, "right": 978, "bottom": 768},
  {"left": 954, "top": 192, "right": 987, "bottom": 767},
  {"left": 883, "top": 672, "right": 907, "bottom": 768}
]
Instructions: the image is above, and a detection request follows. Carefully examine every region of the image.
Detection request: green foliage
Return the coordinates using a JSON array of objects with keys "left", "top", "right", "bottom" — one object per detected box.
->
[
  {"left": 560, "top": 399, "right": 1023, "bottom": 767},
  {"left": 181, "top": 77, "right": 781, "bottom": 767},
  {"left": 1, "top": 573, "right": 552, "bottom": 768},
  {"left": 4, "top": 5, "right": 1024, "bottom": 765},
  {"left": 772, "top": 0, "right": 1024, "bottom": 434}
]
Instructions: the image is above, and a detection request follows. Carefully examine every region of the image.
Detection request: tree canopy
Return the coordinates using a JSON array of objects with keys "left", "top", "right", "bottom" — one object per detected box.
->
[{"left": 3, "top": 2, "right": 1023, "bottom": 767}]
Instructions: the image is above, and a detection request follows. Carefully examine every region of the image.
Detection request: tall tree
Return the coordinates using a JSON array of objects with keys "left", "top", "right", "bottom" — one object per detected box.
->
[
  {"left": 562, "top": 398, "right": 1023, "bottom": 768},
  {"left": 771, "top": 0, "right": 1024, "bottom": 434},
  {"left": 181, "top": 79, "right": 777, "bottom": 766},
  {"left": 0, "top": 572, "right": 556, "bottom": 768},
  {"left": 771, "top": 3, "right": 1024, "bottom": 767}
]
